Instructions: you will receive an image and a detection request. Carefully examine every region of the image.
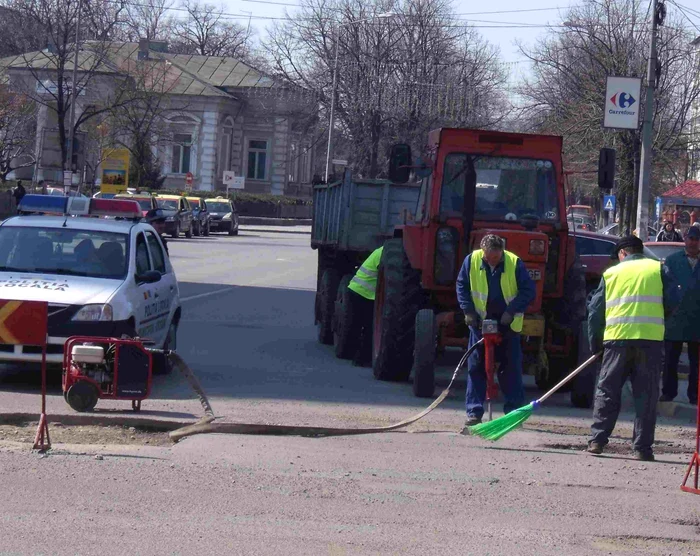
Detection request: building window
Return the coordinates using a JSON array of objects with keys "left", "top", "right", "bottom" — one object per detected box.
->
[
  {"left": 247, "top": 139, "right": 268, "bottom": 180},
  {"left": 171, "top": 133, "right": 192, "bottom": 174}
]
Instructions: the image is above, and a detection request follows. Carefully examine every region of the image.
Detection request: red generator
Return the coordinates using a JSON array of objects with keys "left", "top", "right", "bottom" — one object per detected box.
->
[{"left": 62, "top": 336, "right": 153, "bottom": 412}]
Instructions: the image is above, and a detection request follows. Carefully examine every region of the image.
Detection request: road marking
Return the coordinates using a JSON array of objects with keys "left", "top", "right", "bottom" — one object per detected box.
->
[{"left": 181, "top": 287, "right": 237, "bottom": 303}]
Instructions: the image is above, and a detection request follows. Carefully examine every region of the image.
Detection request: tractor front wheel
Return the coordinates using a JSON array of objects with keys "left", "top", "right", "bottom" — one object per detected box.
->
[
  {"left": 372, "top": 239, "right": 426, "bottom": 382},
  {"left": 412, "top": 309, "right": 437, "bottom": 398}
]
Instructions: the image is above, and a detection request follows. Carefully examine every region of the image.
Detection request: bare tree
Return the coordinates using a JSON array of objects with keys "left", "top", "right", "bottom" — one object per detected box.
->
[
  {"left": 170, "top": 0, "right": 251, "bottom": 57},
  {"left": 0, "top": 90, "right": 36, "bottom": 181},
  {"left": 518, "top": 0, "right": 700, "bottom": 232},
  {"left": 265, "top": 0, "right": 509, "bottom": 178},
  {"left": 122, "top": 0, "right": 174, "bottom": 41}
]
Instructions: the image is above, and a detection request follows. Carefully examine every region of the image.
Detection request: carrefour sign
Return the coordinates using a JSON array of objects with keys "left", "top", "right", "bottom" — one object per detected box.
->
[{"left": 603, "top": 76, "right": 642, "bottom": 130}]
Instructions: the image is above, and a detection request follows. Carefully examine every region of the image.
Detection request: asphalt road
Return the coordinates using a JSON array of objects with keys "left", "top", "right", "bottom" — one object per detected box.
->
[{"left": 1, "top": 229, "right": 700, "bottom": 555}]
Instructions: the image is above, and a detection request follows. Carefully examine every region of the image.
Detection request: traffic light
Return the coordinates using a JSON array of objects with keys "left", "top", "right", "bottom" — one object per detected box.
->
[{"left": 598, "top": 148, "right": 615, "bottom": 189}]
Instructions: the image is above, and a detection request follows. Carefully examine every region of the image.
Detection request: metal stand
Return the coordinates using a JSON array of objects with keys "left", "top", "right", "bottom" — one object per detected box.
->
[
  {"left": 32, "top": 345, "right": 51, "bottom": 451},
  {"left": 681, "top": 346, "right": 700, "bottom": 494}
]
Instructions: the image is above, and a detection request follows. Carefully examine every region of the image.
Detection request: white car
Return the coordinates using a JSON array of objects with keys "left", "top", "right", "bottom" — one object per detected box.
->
[{"left": 1, "top": 194, "right": 181, "bottom": 365}]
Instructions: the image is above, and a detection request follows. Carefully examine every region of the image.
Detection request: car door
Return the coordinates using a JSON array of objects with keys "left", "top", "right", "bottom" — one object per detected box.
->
[
  {"left": 133, "top": 231, "right": 165, "bottom": 345},
  {"left": 145, "top": 230, "right": 176, "bottom": 344}
]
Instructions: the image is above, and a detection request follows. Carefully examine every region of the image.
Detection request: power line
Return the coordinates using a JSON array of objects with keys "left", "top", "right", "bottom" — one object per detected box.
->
[{"left": 668, "top": 0, "right": 700, "bottom": 33}]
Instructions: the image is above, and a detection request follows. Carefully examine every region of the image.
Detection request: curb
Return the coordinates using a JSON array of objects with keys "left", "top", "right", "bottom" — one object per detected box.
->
[
  {"left": 239, "top": 217, "right": 312, "bottom": 226},
  {"left": 240, "top": 227, "right": 311, "bottom": 235},
  {"left": 657, "top": 401, "right": 698, "bottom": 421}
]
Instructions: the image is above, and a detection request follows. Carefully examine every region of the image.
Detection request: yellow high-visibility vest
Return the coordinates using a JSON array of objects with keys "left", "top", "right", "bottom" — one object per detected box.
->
[
  {"left": 604, "top": 258, "right": 664, "bottom": 341},
  {"left": 469, "top": 249, "right": 524, "bottom": 333},
  {"left": 348, "top": 247, "right": 383, "bottom": 301}
]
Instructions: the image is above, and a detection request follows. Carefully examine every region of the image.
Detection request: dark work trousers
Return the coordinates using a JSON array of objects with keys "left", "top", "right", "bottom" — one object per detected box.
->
[
  {"left": 348, "top": 289, "right": 374, "bottom": 365},
  {"left": 663, "top": 341, "right": 699, "bottom": 403},
  {"left": 590, "top": 342, "right": 663, "bottom": 453},
  {"left": 466, "top": 327, "right": 525, "bottom": 418}
]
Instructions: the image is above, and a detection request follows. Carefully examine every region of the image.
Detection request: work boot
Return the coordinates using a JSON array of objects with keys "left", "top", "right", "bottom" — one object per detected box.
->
[
  {"left": 587, "top": 441, "right": 605, "bottom": 455},
  {"left": 633, "top": 450, "right": 655, "bottom": 462},
  {"left": 461, "top": 416, "right": 482, "bottom": 434},
  {"left": 659, "top": 394, "right": 674, "bottom": 402}
]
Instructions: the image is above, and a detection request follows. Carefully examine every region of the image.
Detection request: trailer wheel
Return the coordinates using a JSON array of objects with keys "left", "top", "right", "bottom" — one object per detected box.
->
[
  {"left": 571, "top": 320, "right": 600, "bottom": 408},
  {"left": 334, "top": 275, "right": 357, "bottom": 359},
  {"left": 373, "top": 239, "right": 426, "bottom": 381},
  {"left": 318, "top": 269, "right": 341, "bottom": 345},
  {"left": 66, "top": 381, "right": 99, "bottom": 412},
  {"left": 412, "top": 309, "right": 437, "bottom": 398}
]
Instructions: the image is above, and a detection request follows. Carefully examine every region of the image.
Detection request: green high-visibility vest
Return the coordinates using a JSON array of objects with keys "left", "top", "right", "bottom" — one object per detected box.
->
[
  {"left": 349, "top": 247, "right": 383, "bottom": 301},
  {"left": 469, "top": 249, "right": 524, "bottom": 333},
  {"left": 603, "top": 258, "right": 664, "bottom": 341}
]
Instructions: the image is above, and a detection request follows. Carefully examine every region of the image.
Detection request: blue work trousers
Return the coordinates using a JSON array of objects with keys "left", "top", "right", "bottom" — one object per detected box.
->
[{"left": 465, "top": 328, "right": 525, "bottom": 418}]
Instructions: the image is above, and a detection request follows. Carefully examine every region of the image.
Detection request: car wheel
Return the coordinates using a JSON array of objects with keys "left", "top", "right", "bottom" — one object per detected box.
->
[
  {"left": 185, "top": 223, "right": 192, "bottom": 238},
  {"left": 228, "top": 225, "right": 236, "bottom": 236},
  {"left": 203, "top": 221, "right": 210, "bottom": 236},
  {"left": 153, "top": 320, "right": 178, "bottom": 375},
  {"left": 171, "top": 222, "right": 180, "bottom": 239},
  {"left": 193, "top": 221, "right": 200, "bottom": 236}
]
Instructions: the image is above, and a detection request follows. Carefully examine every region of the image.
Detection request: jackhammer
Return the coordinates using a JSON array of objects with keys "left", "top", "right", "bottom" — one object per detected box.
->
[{"left": 481, "top": 319, "right": 502, "bottom": 422}]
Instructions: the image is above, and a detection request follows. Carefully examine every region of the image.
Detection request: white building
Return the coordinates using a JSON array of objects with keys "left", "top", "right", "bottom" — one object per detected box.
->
[{"left": 1, "top": 40, "right": 316, "bottom": 196}]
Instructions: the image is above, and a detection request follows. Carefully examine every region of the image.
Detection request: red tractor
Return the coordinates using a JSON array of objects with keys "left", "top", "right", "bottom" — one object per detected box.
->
[{"left": 371, "top": 128, "right": 602, "bottom": 407}]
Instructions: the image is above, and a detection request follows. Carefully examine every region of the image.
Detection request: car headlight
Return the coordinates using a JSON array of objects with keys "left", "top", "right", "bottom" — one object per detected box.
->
[
  {"left": 72, "top": 304, "right": 113, "bottom": 322},
  {"left": 166, "top": 216, "right": 175, "bottom": 222},
  {"left": 222, "top": 212, "right": 232, "bottom": 220}
]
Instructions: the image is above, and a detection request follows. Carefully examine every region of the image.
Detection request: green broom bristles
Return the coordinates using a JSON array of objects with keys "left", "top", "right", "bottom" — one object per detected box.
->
[{"left": 468, "top": 401, "right": 535, "bottom": 441}]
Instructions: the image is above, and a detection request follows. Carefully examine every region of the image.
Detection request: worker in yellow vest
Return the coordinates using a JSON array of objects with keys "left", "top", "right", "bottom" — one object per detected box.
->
[
  {"left": 587, "top": 235, "right": 679, "bottom": 461},
  {"left": 456, "top": 234, "right": 535, "bottom": 429},
  {"left": 347, "top": 246, "right": 383, "bottom": 366}
]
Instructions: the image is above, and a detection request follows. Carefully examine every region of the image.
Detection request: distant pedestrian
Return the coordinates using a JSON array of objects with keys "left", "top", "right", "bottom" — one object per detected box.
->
[
  {"left": 656, "top": 221, "right": 682, "bottom": 242},
  {"left": 660, "top": 226, "right": 700, "bottom": 405},
  {"left": 145, "top": 208, "right": 169, "bottom": 256},
  {"left": 587, "top": 235, "right": 679, "bottom": 461},
  {"left": 13, "top": 180, "right": 25, "bottom": 210}
]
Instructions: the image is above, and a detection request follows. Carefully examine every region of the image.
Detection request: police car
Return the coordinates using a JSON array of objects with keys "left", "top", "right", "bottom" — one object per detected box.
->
[{"left": 0, "top": 195, "right": 181, "bottom": 366}]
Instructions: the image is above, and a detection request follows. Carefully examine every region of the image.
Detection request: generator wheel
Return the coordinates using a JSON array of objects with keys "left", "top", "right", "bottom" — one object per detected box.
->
[
  {"left": 373, "top": 239, "right": 426, "bottom": 382},
  {"left": 412, "top": 309, "right": 437, "bottom": 398},
  {"left": 571, "top": 320, "right": 600, "bottom": 408},
  {"left": 318, "top": 269, "right": 341, "bottom": 345},
  {"left": 66, "top": 381, "right": 99, "bottom": 412},
  {"left": 334, "top": 274, "right": 357, "bottom": 359}
]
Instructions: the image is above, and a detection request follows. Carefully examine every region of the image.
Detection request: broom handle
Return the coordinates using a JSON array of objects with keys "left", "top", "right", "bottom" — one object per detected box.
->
[{"left": 537, "top": 352, "right": 602, "bottom": 405}]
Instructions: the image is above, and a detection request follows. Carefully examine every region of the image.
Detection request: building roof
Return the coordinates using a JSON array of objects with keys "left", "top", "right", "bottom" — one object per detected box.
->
[
  {"left": 0, "top": 41, "right": 282, "bottom": 98},
  {"left": 661, "top": 180, "right": 700, "bottom": 199}
]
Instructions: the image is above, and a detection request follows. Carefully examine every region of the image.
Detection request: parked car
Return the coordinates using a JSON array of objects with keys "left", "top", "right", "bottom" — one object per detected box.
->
[
  {"left": 93, "top": 188, "right": 136, "bottom": 199},
  {"left": 571, "top": 230, "right": 618, "bottom": 293},
  {"left": 600, "top": 222, "right": 658, "bottom": 242},
  {"left": 155, "top": 194, "right": 194, "bottom": 238},
  {"left": 186, "top": 196, "right": 211, "bottom": 236},
  {"left": 568, "top": 214, "right": 596, "bottom": 232},
  {"left": 116, "top": 193, "right": 157, "bottom": 217},
  {"left": 568, "top": 204, "right": 595, "bottom": 219},
  {"left": 206, "top": 197, "right": 239, "bottom": 235},
  {"left": 45, "top": 187, "right": 88, "bottom": 198},
  {"left": 643, "top": 241, "right": 684, "bottom": 263}
]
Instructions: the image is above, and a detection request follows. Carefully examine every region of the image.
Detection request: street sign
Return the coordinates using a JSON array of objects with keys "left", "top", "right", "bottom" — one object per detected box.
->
[
  {"left": 604, "top": 76, "right": 642, "bottom": 130},
  {"left": 222, "top": 170, "right": 235, "bottom": 185},
  {"left": 332, "top": 159, "right": 348, "bottom": 166},
  {"left": 185, "top": 172, "right": 194, "bottom": 190},
  {"left": 63, "top": 170, "right": 72, "bottom": 187},
  {"left": 229, "top": 177, "right": 245, "bottom": 190},
  {"left": 604, "top": 195, "right": 616, "bottom": 212}
]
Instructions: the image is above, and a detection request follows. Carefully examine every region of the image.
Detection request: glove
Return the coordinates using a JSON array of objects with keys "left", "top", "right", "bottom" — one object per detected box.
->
[
  {"left": 464, "top": 312, "right": 478, "bottom": 327},
  {"left": 500, "top": 312, "right": 514, "bottom": 327}
]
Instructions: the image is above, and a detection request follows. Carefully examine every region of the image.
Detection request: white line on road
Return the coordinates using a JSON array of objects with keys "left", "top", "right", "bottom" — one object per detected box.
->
[{"left": 181, "top": 287, "right": 237, "bottom": 303}]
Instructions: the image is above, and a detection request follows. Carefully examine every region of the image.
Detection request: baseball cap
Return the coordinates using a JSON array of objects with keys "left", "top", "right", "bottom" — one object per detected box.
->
[
  {"left": 686, "top": 226, "right": 700, "bottom": 239},
  {"left": 610, "top": 235, "right": 644, "bottom": 259}
]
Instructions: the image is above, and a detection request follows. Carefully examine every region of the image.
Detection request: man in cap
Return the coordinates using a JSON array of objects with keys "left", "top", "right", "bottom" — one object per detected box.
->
[
  {"left": 145, "top": 208, "right": 169, "bottom": 255},
  {"left": 660, "top": 226, "right": 700, "bottom": 405},
  {"left": 587, "top": 235, "right": 679, "bottom": 461}
]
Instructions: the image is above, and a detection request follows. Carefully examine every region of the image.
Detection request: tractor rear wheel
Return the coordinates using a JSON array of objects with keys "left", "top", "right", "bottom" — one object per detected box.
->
[
  {"left": 372, "top": 239, "right": 426, "bottom": 382},
  {"left": 412, "top": 309, "right": 437, "bottom": 398},
  {"left": 334, "top": 274, "right": 357, "bottom": 359},
  {"left": 317, "top": 269, "right": 341, "bottom": 345}
]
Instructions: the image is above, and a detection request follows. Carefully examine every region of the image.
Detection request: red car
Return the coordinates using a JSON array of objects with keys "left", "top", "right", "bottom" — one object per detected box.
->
[
  {"left": 571, "top": 230, "right": 617, "bottom": 292},
  {"left": 643, "top": 241, "right": 684, "bottom": 263}
]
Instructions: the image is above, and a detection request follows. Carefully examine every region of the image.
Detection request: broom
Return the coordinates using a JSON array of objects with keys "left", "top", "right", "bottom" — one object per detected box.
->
[{"left": 468, "top": 352, "right": 602, "bottom": 441}]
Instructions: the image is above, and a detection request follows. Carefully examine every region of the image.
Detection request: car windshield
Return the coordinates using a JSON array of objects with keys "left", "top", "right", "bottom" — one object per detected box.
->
[
  {"left": 208, "top": 201, "right": 231, "bottom": 213},
  {"left": 156, "top": 199, "right": 178, "bottom": 210},
  {"left": 188, "top": 199, "right": 200, "bottom": 208},
  {"left": 0, "top": 226, "right": 129, "bottom": 279},
  {"left": 440, "top": 154, "right": 559, "bottom": 222}
]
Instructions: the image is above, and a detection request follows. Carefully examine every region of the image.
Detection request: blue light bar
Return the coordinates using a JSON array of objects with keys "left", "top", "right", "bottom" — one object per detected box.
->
[{"left": 18, "top": 194, "right": 68, "bottom": 215}]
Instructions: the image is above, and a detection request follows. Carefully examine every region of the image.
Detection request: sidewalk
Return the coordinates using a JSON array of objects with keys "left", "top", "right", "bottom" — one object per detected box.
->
[{"left": 239, "top": 224, "right": 311, "bottom": 235}]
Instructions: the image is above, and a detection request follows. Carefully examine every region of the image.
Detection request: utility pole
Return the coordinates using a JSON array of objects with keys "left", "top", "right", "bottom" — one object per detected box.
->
[
  {"left": 67, "top": 0, "right": 82, "bottom": 192},
  {"left": 636, "top": 0, "right": 664, "bottom": 238}
]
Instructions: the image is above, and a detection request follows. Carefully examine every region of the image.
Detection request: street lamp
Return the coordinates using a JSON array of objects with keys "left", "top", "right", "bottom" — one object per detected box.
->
[{"left": 324, "top": 12, "right": 395, "bottom": 183}]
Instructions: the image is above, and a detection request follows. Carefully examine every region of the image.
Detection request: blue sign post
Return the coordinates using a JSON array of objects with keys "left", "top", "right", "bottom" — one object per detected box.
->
[{"left": 603, "top": 195, "right": 616, "bottom": 212}]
